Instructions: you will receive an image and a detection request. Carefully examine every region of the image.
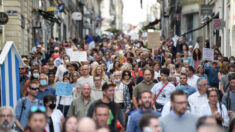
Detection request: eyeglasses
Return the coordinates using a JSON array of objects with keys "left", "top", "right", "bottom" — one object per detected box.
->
[
  {"left": 94, "top": 79, "right": 101, "bottom": 81},
  {"left": 209, "top": 95, "right": 218, "bottom": 98},
  {"left": 173, "top": 101, "right": 188, "bottom": 105},
  {"left": 31, "top": 106, "right": 46, "bottom": 113},
  {"left": 0, "top": 114, "right": 14, "bottom": 118},
  {"left": 19, "top": 68, "right": 24, "bottom": 70},
  {"left": 208, "top": 88, "right": 217, "bottom": 91},
  {"left": 114, "top": 75, "right": 121, "bottom": 77},
  {"left": 30, "top": 87, "right": 40, "bottom": 91},
  {"left": 124, "top": 73, "right": 129, "bottom": 76}
]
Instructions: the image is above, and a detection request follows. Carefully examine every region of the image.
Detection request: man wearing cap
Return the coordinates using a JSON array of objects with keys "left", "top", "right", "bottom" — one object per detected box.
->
[
  {"left": 87, "top": 81, "right": 124, "bottom": 131},
  {"left": 188, "top": 45, "right": 193, "bottom": 57},
  {"left": 204, "top": 61, "right": 219, "bottom": 87}
]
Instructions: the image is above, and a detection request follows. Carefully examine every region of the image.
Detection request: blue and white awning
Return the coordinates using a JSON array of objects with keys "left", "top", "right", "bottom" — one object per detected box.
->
[{"left": 0, "top": 41, "right": 24, "bottom": 108}]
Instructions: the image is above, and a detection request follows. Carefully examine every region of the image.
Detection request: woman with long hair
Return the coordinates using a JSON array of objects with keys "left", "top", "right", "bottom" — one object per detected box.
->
[
  {"left": 199, "top": 88, "right": 229, "bottom": 127},
  {"left": 192, "top": 48, "right": 202, "bottom": 70},
  {"left": 122, "top": 70, "right": 135, "bottom": 100},
  {"left": 92, "top": 65, "right": 108, "bottom": 82},
  {"left": 196, "top": 65, "right": 208, "bottom": 80},
  {"left": 218, "top": 64, "right": 229, "bottom": 94},
  {"left": 61, "top": 116, "right": 78, "bottom": 132}
]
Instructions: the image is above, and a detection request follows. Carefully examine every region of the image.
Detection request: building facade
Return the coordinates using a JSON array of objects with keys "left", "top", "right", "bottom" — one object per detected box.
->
[{"left": 0, "top": 0, "right": 33, "bottom": 55}]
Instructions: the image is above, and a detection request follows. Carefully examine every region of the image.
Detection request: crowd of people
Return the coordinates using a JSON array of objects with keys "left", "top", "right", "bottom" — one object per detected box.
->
[{"left": 1, "top": 33, "right": 235, "bottom": 132}]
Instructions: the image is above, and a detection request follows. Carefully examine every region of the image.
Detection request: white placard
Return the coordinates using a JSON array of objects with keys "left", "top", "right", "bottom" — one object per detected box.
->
[
  {"left": 130, "top": 33, "right": 139, "bottom": 40},
  {"left": 71, "top": 51, "right": 87, "bottom": 62},
  {"left": 72, "top": 12, "right": 82, "bottom": 20},
  {"left": 65, "top": 48, "right": 73, "bottom": 57},
  {"left": 203, "top": 48, "right": 214, "bottom": 61}
]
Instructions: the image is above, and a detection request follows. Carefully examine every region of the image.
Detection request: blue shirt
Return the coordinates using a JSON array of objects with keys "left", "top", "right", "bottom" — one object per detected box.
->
[
  {"left": 15, "top": 97, "right": 42, "bottom": 131},
  {"left": 171, "top": 110, "right": 187, "bottom": 119},
  {"left": 196, "top": 74, "right": 208, "bottom": 80},
  {"left": 204, "top": 65, "right": 219, "bottom": 86},
  {"left": 37, "top": 86, "right": 55, "bottom": 100},
  {"left": 126, "top": 109, "right": 161, "bottom": 132},
  {"left": 176, "top": 84, "right": 196, "bottom": 97}
]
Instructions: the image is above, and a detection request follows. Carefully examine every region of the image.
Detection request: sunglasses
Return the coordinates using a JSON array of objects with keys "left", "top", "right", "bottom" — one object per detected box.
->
[
  {"left": 30, "top": 87, "right": 39, "bottom": 91},
  {"left": 31, "top": 106, "right": 46, "bottom": 113}
]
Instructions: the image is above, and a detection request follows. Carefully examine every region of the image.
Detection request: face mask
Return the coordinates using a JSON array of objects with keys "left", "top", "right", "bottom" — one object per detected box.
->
[
  {"left": 64, "top": 60, "right": 70, "bottom": 64},
  {"left": 33, "top": 73, "right": 39, "bottom": 78},
  {"left": 49, "top": 103, "right": 56, "bottom": 110},
  {"left": 230, "top": 60, "right": 234, "bottom": 64},
  {"left": 40, "top": 80, "right": 47, "bottom": 86},
  {"left": 114, "top": 79, "right": 121, "bottom": 83}
]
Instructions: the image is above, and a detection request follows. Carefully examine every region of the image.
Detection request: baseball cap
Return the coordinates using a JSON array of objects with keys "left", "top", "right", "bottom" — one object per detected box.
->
[
  {"left": 102, "top": 81, "right": 116, "bottom": 91},
  {"left": 223, "top": 57, "right": 229, "bottom": 62},
  {"left": 212, "top": 61, "right": 218, "bottom": 64}
]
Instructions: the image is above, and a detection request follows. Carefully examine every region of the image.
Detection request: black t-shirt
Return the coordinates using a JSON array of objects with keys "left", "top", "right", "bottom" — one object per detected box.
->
[
  {"left": 48, "top": 67, "right": 57, "bottom": 75},
  {"left": 87, "top": 99, "right": 123, "bottom": 130},
  {"left": 124, "top": 80, "right": 135, "bottom": 99}
]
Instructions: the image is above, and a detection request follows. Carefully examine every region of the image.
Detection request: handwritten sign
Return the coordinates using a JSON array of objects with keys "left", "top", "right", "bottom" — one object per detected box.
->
[
  {"left": 56, "top": 82, "right": 74, "bottom": 96},
  {"left": 70, "top": 51, "right": 87, "bottom": 62},
  {"left": 203, "top": 48, "right": 214, "bottom": 61},
  {"left": 65, "top": 48, "right": 73, "bottom": 57},
  {"left": 147, "top": 32, "right": 161, "bottom": 49}
]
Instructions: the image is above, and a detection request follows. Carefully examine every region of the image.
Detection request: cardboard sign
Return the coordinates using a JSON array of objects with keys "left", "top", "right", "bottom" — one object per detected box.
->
[
  {"left": 56, "top": 82, "right": 74, "bottom": 96},
  {"left": 147, "top": 32, "right": 161, "bottom": 49},
  {"left": 71, "top": 51, "right": 87, "bottom": 62},
  {"left": 203, "top": 48, "right": 214, "bottom": 61}
]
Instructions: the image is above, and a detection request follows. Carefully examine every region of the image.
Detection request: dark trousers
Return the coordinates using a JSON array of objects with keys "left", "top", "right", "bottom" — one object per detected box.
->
[{"left": 58, "top": 104, "right": 70, "bottom": 117}]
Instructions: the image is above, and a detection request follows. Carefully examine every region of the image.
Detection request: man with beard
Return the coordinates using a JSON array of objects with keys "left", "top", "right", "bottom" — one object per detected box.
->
[
  {"left": 126, "top": 91, "right": 161, "bottom": 132},
  {"left": 0, "top": 107, "right": 16, "bottom": 132},
  {"left": 159, "top": 89, "right": 198, "bottom": 132},
  {"left": 15, "top": 81, "right": 42, "bottom": 132},
  {"left": 87, "top": 81, "right": 124, "bottom": 131},
  {"left": 133, "top": 68, "right": 155, "bottom": 109}
]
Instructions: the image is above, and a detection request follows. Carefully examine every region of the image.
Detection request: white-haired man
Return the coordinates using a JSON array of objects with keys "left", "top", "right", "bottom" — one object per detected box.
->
[{"left": 0, "top": 106, "right": 16, "bottom": 132}]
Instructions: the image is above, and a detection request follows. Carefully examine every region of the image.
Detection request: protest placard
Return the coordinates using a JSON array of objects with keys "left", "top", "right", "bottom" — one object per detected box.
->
[
  {"left": 65, "top": 48, "right": 73, "bottom": 57},
  {"left": 130, "top": 33, "right": 139, "bottom": 40},
  {"left": 70, "top": 51, "right": 87, "bottom": 62},
  {"left": 56, "top": 82, "right": 74, "bottom": 96},
  {"left": 203, "top": 48, "right": 214, "bottom": 61},
  {"left": 147, "top": 32, "right": 161, "bottom": 49}
]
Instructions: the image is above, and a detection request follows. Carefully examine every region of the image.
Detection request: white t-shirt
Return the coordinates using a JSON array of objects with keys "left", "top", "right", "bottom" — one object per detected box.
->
[
  {"left": 187, "top": 75, "right": 199, "bottom": 90},
  {"left": 151, "top": 82, "right": 176, "bottom": 105},
  {"left": 114, "top": 83, "right": 126, "bottom": 103},
  {"left": 76, "top": 76, "right": 94, "bottom": 90},
  {"left": 55, "top": 65, "right": 67, "bottom": 81},
  {"left": 46, "top": 109, "right": 63, "bottom": 132}
]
